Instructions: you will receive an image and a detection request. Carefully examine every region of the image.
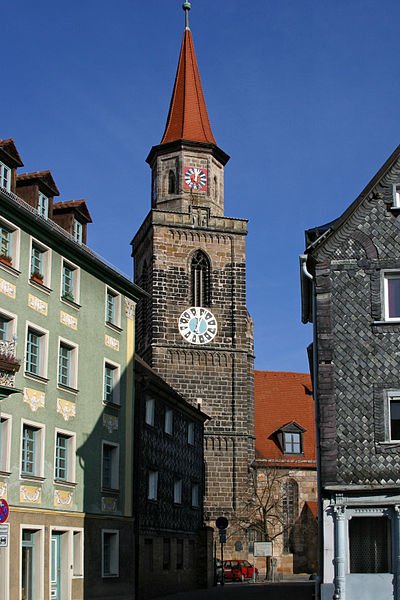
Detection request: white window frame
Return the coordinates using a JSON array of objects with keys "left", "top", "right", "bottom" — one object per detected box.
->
[
  {"left": 29, "top": 237, "right": 52, "bottom": 288},
  {"left": 20, "top": 419, "right": 45, "bottom": 479},
  {"left": 102, "top": 529, "right": 119, "bottom": 578},
  {"left": 145, "top": 397, "right": 155, "bottom": 426},
  {"left": 0, "top": 412, "right": 12, "bottom": 473},
  {"left": 57, "top": 336, "right": 79, "bottom": 391},
  {"left": 0, "top": 308, "right": 17, "bottom": 343},
  {"left": 283, "top": 431, "right": 302, "bottom": 454},
  {"left": 20, "top": 525, "right": 45, "bottom": 600},
  {"left": 103, "top": 359, "right": 121, "bottom": 406},
  {"left": 386, "top": 391, "right": 400, "bottom": 442},
  {"left": 73, "top": 219, "right": 83, "bottom": 244},
  {"left": 191, "top": 483, "right": 200, "bottom": 508},
  {"left": 148, "top": 470, "right": 158, "bottom": 501},
  {"left": 383, "top": 271, "right": 400, "bottom": 321},
  {"left": 393, "top": 184, "right": 400, "bottom": 208},
  {"left": 60, "top": 258, "right": 80, "bottom": 304},
  {"left": 54, "top": 428, "right": 76, "bottom": 483},
  {"left": 0, "top": 161, "right": 11, "bottom": 192},
  {"left": 37, "top": 192, "right": 49, "bottom": 219},
  {"left": 101, "top": 441, "right": 120, "bottom": 491},
  {"left": 164, "top": 407, "right": 173, "bottom": 435},
  {"left": 188, "top": 422, "right": 195, "bottom": 445},
  {"left": 0, "top": 216, "right": 20, "bottom": 270},
  {"left": 48, "top": 527, "right": 84, "bottom": 598},
  {"left": 105, "top": 287, "right": 121, "bottom": 328},
  {"left": 24, "top": 321, "right": 49, "bottom": 380},
  {"left": 173, "top": 478, "right": 182, "bottom": 504}
]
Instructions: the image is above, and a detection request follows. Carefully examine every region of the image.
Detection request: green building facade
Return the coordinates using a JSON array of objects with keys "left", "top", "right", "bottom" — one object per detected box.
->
[{"left": 0, "top": 139, "right": 142, "bottom": 600}]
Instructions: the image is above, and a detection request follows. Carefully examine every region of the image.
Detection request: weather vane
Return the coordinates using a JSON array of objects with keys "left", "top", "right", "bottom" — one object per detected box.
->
[{"left": 183, "top": 1, "right": 191, "bottom": 29}]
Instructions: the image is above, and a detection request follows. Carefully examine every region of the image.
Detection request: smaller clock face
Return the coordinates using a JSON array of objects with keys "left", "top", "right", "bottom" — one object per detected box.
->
[
  {"left": 184, "top": 166, "right": 208, "bottom": 191},
  {"left": 178, "top": 307, "right": 217, "bottom": 345}
]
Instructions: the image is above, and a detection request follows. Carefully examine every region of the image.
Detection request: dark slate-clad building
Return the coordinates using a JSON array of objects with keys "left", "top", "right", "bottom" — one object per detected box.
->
[
  {"left": 301, "top": 145, "right": 400, "bottom": 600},
  {"left": 134, "top": 356, "right": 212, "bottom": 599}
]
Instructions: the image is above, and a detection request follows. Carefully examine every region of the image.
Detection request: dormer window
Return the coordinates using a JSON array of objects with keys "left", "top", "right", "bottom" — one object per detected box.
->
[
  {"left": 74, "top": 220, "right": 83, "bottom": 244},
  {"left": 38, "top": 193, "right": 49, "bottom": 219},
  {"left": 274, "top": 421, "right": 305, "bottom": 455},
  {"left": 0, "top": 162, "right": 11, "bottom": 192}
]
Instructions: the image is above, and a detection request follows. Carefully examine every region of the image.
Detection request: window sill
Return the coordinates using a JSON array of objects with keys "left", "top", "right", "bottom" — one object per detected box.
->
[
  {"left": 0, "top": 262, "right": 20, "bottom": 277},
  {"left": 372, "top": 320, "right": 400, "bottom": 325},
  {"left": 29, "top": 279, "right": 52, "bottom": 294},
  {"left": 0, "top": 469, "right": 11, "bottom": 477},
  {"left": 103, "top": 401, "right": 121, "bottom": 410},
  {"left": 57, "top": 383, "right": 79, "bottom": 395},
  {"left": 105, "top": 321, "right": 123, "bottom": 334},
  {"left": 102, "top": 574, "right": 119, "bottom": 579},
  {"left": 24, "top": 372, "right": 49, "bottom": 384},
  {"left": 54, "top": 479, "right": 77, "bottom": 487},
  {"left": 101, "top": 487, "right": 120, "bottom": 495},
  {"left": 61, "top": 296, "right": 81, "bottom": 310},
  {"left": 20, "top": 474, "right": 45, "bottom": 482}
]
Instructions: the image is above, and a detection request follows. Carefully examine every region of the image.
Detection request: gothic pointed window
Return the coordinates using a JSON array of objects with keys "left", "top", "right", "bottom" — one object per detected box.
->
[
  {"left": 282, "top": 479, "right": 298, "bottom": 553},
  {"left": 168, "top": 170, "right": 176, "bottom": 195},
  {"left": 191, "top": 251, "right": 210, "bottom": 307}
]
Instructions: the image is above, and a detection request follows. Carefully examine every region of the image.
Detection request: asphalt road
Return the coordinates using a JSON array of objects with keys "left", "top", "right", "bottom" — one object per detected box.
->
[{"left": 157, "top": 582, "right": 316, "bottom": 600}]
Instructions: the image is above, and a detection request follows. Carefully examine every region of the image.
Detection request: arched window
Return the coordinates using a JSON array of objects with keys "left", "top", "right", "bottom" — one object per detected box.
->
[
  {"left": 282, "top": 479, "right": 298, "bottom": 553},
  {"left": 213, "top": 176, "right": 218, "bottom": 201},
  {"left": 191, "top": 250, "right": 210, "bottom": 306},
  {"left": 168, "top": 170, "right": 176, "bottom": 194}
]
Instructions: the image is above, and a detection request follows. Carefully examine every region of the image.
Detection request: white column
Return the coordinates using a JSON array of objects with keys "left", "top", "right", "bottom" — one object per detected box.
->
[
  {"left": 333, "top": 505, "right": 346, "bottom": 600},
  {"left": 394, "top": 505, "right": 400, "bottom": 600}
]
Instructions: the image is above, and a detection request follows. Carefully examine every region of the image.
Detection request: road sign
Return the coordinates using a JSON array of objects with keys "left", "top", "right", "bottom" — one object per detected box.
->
[
  {"left": 0, "top": 524, "right": 9, "bottom": 547},
  {"left": 0, "top": 499, "right": 9, "bottom": 523},
  {"left": 215, "top": 516, "right": 229, "bottom": 530},
  {"left": 254, "top": 541, "right": 273, "bottom": 556}
]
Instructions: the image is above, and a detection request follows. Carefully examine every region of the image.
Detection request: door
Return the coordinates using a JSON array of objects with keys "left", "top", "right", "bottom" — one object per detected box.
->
[
  {"left": 50, "top": 533, "right": 61, "bottom": 600},
  {"left": 21, "top": 530, "right": 34, "bottom": 600}
]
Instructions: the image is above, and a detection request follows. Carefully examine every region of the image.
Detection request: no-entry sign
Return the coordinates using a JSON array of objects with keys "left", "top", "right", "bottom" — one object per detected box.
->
[{"left": 0, "top": 499, "right": 9, "bottom": 523}]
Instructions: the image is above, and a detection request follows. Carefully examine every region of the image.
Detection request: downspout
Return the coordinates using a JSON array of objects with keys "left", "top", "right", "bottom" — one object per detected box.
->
[{"left": 301, "top": 255, "right": 324, "bottom": 596}]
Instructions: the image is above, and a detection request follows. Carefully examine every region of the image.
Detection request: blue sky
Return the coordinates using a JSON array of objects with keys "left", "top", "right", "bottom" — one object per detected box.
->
[{"left": 4, "top": 0, "right": 400, "bottom": 371}]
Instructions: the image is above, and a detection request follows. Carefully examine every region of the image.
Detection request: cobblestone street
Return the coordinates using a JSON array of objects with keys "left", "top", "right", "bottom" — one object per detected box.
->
[{"left": 157, "top": 581, "right": 316, "bottom": 600}]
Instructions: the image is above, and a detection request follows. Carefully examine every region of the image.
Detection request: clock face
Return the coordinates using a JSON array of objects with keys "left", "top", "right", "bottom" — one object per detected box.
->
[
  {"left": 178, "top": 307, "right": 217, "bottom": 345},
  {"left": 184, "top": 166, "right": 208, "bottom": 191}
]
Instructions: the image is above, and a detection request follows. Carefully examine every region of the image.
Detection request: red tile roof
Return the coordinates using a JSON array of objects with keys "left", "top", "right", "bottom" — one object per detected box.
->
[
  {"left": 53, "top": 200, "right": 92, "bottom": 223},
  {"left": 161, "top": 28, "right": 216, "bottom": 145},
  {"left": 17, "top": 171, "right": 59, "bottom": 196},
  {"left": 254, "top": 371, "right": 316, "bottom": 467},
  {"left": 0, "top": 138, "right": 24, "bottom": 167},
  {"left": 305, "top": 501, "right": 318, "bottom": 519}
]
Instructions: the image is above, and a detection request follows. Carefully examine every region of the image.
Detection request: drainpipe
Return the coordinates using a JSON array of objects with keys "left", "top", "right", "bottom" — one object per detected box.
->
[{"left": 300, "top": 256, "right": 323, "bottom": 599}]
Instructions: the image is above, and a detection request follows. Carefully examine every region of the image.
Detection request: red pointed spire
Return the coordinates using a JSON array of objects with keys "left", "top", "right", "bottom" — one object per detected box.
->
[{"left": 161, "top": 27, "right": 216, "bottom": 146}]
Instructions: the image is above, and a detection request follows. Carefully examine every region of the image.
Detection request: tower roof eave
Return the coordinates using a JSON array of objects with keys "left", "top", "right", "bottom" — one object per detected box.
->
[{"left": 146, "top": 139, "right": 230, "bottom": 167}]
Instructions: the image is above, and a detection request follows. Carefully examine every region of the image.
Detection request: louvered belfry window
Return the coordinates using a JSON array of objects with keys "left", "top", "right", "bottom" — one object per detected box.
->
[
  {"left": 191, "top": 251, "right": 210, "bottom": 306},
  {"left": 350, "top": 517, "right": 390, "bottom": 573}
]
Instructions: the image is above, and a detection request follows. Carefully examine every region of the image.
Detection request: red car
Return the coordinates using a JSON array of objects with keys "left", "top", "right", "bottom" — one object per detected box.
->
[{"left": 223, "top": 559, "right": 258, "bottom": 581}]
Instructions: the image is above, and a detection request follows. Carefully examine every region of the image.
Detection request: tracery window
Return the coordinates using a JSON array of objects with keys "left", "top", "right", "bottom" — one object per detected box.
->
[
  {"left": 191, "top": 250, "right": 210, "bottom": 306},
  {"left": 282, "top": 478, "right": 298, "bottom": 553}
]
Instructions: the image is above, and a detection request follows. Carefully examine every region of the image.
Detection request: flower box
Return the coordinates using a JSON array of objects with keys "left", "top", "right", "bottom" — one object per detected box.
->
[
  {"left": 31, "top": 271, "right": 44, "bottom": 284},
  {"left": 0, "top": 254, "right": 12, "bottom": 267}
]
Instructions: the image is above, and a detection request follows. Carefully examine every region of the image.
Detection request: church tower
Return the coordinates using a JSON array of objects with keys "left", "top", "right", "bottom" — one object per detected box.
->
[{"left": 132, "top": 2, "right": 254, "bottom": 523}]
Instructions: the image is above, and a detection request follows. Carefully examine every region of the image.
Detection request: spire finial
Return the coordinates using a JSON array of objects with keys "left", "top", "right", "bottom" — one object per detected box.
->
[{"left": 183, "top": 1, "right": 191, "bottom": 30}]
